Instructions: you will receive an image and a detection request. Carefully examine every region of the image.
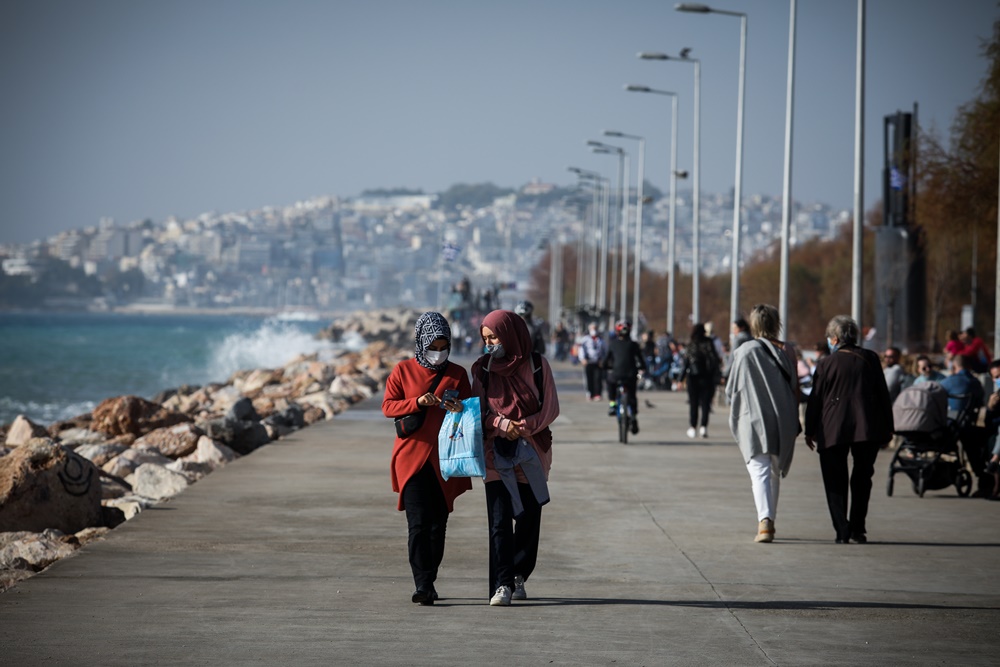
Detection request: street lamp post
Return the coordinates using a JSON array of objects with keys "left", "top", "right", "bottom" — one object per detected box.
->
[
  {"left": 640, "top": 50, "right": 701, "bottom": 324},
  {"left": 779, "top": 0, "right": 797, "bottom": 338},
  {"left": 852, "top": 0, "right": 866, "bottom": 331},
  {"left": 676, "top": 3, "right": 747, "bottom": 340},
  {"left": 589, "top": 141, "right": 627, "bottom": 328},
  {"left": 606, "top": 130, "right": 646, "bottom": 337},
  {"left": 626, "top": 85, "right": 682, "bottom": 336},
  {"left": 569, "top": 167, "right": 603, "bottom": 311}
]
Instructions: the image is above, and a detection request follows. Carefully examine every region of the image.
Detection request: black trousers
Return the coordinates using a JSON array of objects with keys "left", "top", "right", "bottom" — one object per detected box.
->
[
  {"left": 686, "top": 375, "right": 715, "bottom": 428},
  {"left": 818, "top": 441, "right": 879, "bottom": 540},
  {"left": 584, "top": 363, "right": 604, "bottom": 398},
  {"left": 610, "top": 376, "right": 639, "bottom": 414},
  {"left": 401, "top": 462, "right": 449, "bottom": 592},
  {"left": 485, "top": 480, "right": 542, "bottom": 596}
]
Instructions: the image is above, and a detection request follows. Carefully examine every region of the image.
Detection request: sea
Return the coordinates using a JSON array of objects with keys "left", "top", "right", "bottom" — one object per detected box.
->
[{"left": 0, "top": 311, "right": 359, "bottom": 426}]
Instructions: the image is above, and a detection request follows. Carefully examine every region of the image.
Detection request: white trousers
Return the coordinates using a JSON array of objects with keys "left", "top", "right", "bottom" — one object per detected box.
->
[{"left": 746, "top": 453, "right": 780, "bottom": 523}]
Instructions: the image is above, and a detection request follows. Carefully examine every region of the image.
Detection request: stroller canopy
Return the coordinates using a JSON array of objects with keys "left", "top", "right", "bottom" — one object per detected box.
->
[{"left": 892, "top": 381, "right": 949, "bottom": 435}]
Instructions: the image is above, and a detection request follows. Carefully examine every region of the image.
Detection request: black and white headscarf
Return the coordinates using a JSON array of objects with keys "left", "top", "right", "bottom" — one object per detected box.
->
[{"left": 414, "top": 311, "right": 451, "bottom": 369}]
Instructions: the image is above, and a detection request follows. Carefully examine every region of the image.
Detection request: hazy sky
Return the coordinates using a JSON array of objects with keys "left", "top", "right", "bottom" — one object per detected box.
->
[{"left": 1, "top": 0, "right": 996, "bottom": 245}]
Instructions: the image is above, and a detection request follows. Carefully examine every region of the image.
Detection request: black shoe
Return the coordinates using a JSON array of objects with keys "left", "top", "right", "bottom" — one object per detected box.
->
[
  {"left": 608, "top": 402, "right": 617, "bottom": 416},
  {"left": 850, "top": 533, "right": 867, "bottom": 544},
  {"left": 412, "top": 589, "right": 434, "bottom": 605},
  {"left": 630, "top": 419, "right": 639, "bottom": 435},
  {"left": 835, "top": 538, "right": 847, "bottom": 544}
]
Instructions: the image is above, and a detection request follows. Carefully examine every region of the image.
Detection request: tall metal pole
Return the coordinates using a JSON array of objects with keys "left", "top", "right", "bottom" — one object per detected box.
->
[
  {"left": 549, "top": 236, "right": 561, "bottom": 329},
  {"left": 729, "top": 14, "right": 747, "bottom": 338},
  {"left": 608, "top": 150, "right": 624, "bottom": 329},
  {"left": 778, "top": 0, "right": 797, "bottom": 339},
  {"left": 632, "top": 137, "right": 645, "bottom": 336},
  {"left": 693, "top": 58, "right": 701, "bottom": 324},
  {"left": 851, "top": 0, "right": 866, "bottom": 331},
  {"left": 597, "top": 178, "right": 609, "bottom": 309},
  {"left": 668, "top": 95, "right": 679, "bottom": 336},
  {"left": 619, "top": 151, "right": 630, "bottom": 323}
]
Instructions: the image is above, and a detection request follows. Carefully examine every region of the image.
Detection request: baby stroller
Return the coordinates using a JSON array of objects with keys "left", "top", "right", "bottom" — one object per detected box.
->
[{"left": 887, "top": 382, "right": 976, "bottom": 498}]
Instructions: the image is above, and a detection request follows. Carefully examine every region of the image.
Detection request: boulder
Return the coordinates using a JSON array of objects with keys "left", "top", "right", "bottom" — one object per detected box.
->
[
  {"left": 74, "top": 526, "right": 111, "bottom": 547},
  {"left": 5, "top": 415, "right": 49, "bottom": 446},
  {"left": 133, "top": 422, "right": 204, "bottom": 459},
  {"left": 103, "top": 495, "right": 154, "bottom": 521},
  {"left": 55, "top": 428, "right": 107, "bottom": 447},
  {"left": 263, "top": 404, "right": 306, "bottom": 430},
  {"left": 0, "top": 440, "right": 104, "bottom": 533},
  {"left": 182, "top": 436, "right": 238, "bottom": 468},
  {"left": 100, "top": 475, "right": 131, "bottom": 500},
  {"left": 232, "top": 368, "right": 284, "bottom": 396},
  {"left": 226, "top": 396, "right": 261, "bottom": 423},
  {"left": 203, "top": 417, "right": 271, "bottom": 456},
  {"left": 74, "top": 442, "right": 129, "bottom": 467},
  {"left": 164, "top": 459, "right": 213, "bottom": 482},
  {"left": 45, "top": 413, "right": 94, "bottom": 439},
  {"left": 91, "top": 395, "right": 191, "bottom": 438},
  {"left": 302, "top": 406, "right": 328, "bottom": 425},
  {"left": 132, "top": 463, "right": 189, "bottom": 500},
  {"left": 101, "top": 448, "right": 172, "bottom": 479},
  {"left": 0, "top": 529, "right": 77, "bottom": 571}
]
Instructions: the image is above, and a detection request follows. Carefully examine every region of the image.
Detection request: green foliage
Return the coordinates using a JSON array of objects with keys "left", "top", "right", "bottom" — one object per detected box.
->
[
  {"left": 359, "top": 187, "right": 426, "bottom": 197},
  {"left": 0, "top": 257, "right": 102, "bottom": 307}
]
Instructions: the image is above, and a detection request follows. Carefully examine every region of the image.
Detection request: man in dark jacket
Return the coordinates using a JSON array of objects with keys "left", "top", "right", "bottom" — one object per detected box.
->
[
  {"left": 805, "top": 315, "right": 894, "bottom": 544},
  {"left": 604, "top": 320, "right": 647, "bottom": 434}
]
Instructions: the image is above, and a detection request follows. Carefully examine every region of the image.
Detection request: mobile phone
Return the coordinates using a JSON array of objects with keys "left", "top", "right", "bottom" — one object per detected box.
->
[{"left": 442, "top": 389, "right": 459, "bottom": 404}]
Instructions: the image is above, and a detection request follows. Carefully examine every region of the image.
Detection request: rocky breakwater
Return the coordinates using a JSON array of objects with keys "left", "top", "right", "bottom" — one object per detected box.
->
[{"left": 0, "top": 308, "right": 422, "bottom": 593}]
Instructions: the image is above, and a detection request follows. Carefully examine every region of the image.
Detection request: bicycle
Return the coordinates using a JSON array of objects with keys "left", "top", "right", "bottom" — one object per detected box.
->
[{"left": 614, "top": 381, "right": 634, "bottom": 444}]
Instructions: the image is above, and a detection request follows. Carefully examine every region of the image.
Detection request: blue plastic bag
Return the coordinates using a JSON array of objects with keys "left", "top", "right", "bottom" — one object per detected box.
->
[{"left": 438, "top": 397, "right": 485, "bottom": 480}]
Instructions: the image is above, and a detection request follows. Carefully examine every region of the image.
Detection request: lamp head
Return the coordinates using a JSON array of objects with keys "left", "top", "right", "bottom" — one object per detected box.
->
[
  {"left": 603, "top": 130, "right": 624, "bottom": 137},
  {"left": 674, "top": 169, "right": 689, "bottom": 179},
  {"left": 675, "top": 3, "right": 712, "bottom": 13},
  {"left": 638, "top": 51, "right": 669, "bottom": 60},
  {"left": 625, "top": 84, "right": 652, "bottom": 92}
]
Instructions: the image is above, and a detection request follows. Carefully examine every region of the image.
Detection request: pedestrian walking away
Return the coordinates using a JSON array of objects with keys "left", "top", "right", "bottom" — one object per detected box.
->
[
  {"left": 472, "top": 309, "right": 560, "bottom": 606},
  {"left": 805, "top": 315, "right": 894, "bottom": 544},
  {"left": 578, "top": 323, "right": 608, "bottom": 401},
  {"left": 682, "top": 323, "right": 722, "bottom": 439},
  {"left": 381, "top": 311, "right": 472, "bottom": 605},
  {"left": 725, "top": 304, "right": 800, "bottom": 543}
]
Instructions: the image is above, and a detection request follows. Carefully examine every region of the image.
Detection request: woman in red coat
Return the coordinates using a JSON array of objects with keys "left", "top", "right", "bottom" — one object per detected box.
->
[{"left": 382, "top": 311, "right": 472, "bottom": 605}]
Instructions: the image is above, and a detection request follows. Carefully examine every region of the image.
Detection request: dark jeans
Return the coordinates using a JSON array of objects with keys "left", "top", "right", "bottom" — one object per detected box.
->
[
  {"left": 485, "top": 480, "right": 542, "bottom": 596},
  {"left": 818, "top": 441, "right": 879, "bottom": 540},
  {"left": 686, "top": 375, "right": 715, "bottom": 427},
  {"left": 610, "top": 376, "right": 639, "bottom": 414},
  {"left": 584, "top": 363, "right": 604, "bottom": 399},
  {"left": 401, "top": 462, "right": 448, "bottom": 592}
]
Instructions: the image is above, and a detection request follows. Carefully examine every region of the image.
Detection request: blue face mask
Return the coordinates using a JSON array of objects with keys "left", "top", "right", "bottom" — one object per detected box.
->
[
  {"left": 486, "top": 343, "right": 506, "bottom": 360},
  {"left": 827, "top": 337, "right": 839, "bottom": 354}
]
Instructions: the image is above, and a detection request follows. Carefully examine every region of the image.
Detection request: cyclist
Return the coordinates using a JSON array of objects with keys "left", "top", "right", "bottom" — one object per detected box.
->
[{"left": 604, "top": 320, "right": 647, "bottom": 434}]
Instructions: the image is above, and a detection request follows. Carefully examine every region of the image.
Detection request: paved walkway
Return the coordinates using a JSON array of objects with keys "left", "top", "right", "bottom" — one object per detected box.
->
[{"left": 2, "top": 359, "right": 999, "bottom": 666}]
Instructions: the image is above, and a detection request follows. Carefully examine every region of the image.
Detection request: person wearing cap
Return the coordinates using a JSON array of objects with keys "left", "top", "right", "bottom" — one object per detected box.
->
[
  {"left": 514, "top": 300, "right": 546, "bottom": 356},
  {"left": 604, "top": 320, "right": 647, "bottom": 434}
]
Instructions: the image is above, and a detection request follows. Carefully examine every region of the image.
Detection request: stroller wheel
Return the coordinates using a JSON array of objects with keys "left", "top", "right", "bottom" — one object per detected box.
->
[
  {"left": 917, "top": 474, "right": 926, "bottom": 498},
  {"left": 886, "top": 475, "right": 894, "bottom": 497},
  {"left": 955, "top": 468, "right": 973, "bottom": 497}
]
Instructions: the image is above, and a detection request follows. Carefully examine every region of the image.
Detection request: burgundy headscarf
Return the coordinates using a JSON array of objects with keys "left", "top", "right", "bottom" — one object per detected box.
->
[{"left": 473, "top": 310, "right": 540, "bottom": 420}]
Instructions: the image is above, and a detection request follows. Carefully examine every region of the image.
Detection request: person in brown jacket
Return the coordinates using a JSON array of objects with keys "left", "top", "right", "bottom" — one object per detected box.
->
[{"left": 805, "top": 315, "right": 894, "bottom": 544}]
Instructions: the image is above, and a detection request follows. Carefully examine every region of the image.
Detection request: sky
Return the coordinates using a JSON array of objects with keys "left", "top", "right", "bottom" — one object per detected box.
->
[{"left": 1, "top": 0, "right": 997, "bottom": 245}]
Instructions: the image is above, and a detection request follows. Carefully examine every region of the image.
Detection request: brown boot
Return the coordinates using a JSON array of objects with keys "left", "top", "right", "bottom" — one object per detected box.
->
[{"left": 754, "top": 518, "right": 774, "bottom": 543}]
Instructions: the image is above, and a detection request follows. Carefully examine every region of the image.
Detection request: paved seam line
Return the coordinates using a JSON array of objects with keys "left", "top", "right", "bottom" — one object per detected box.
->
[{"left": 639, "top": 500, "right": 777, "bottom": 666}]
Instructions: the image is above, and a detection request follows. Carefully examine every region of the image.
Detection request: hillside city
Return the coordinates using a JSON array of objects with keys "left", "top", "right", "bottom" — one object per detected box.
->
[{"left": 0, "top": 181, "right": 850, "bottom": 324}]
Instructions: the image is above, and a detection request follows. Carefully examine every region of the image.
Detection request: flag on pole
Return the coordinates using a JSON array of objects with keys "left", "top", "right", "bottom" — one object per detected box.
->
[{"left": 442, "top": 242, "right": 461, "bottom": 262}]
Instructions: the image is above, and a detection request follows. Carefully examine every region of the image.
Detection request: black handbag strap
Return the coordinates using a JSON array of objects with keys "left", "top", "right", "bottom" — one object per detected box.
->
[
  {"left": 420, "top": 365, "right": 448, "bottom": 410},
  {"left": 757, "top": 339, "right": 793, "bottom": 386}
]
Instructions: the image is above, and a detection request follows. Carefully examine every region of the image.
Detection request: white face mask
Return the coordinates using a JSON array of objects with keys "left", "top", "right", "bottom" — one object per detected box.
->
[{"left": 424, "top": 350, "right": 449, "bottom": 366}]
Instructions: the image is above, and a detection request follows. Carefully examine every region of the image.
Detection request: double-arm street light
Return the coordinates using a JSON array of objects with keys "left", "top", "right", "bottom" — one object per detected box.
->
[
  {"left": 676, "top": 3, "right": 747, "bottom": 341},
  {"left": 626, "top": 85, "right": 682, "bottom": 336},
  {"left": 589, "top": 141, "right": 629, "bottom": 326},
  {"left": 639, "top": 49, "right": 701, "bottom": 324},
  {"left": 605, "top": 130, "right": 646, "bottom": 338},
  {"left": 568, "top": 167, "right": 601, "bottom": 309}
]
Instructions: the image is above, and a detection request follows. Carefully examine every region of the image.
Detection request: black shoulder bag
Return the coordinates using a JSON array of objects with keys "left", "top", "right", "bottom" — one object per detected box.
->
[{"left": 394, "top": 367, "right": 447, "bottom": 438}]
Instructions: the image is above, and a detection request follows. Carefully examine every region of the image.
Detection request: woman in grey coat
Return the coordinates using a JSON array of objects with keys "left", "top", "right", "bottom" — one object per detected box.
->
[{"left": 725, "top": 304, "right": 800, "bottom": 543}]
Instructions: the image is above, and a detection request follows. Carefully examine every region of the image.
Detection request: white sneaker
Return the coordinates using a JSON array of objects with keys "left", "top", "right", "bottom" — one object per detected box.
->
[
  {"left": 512, "top": 575, "right": 526, "bottom": 600},
  {"left": 686, "top": 427, "right": 696, "bottom": 439},
  {"left": 699, "top": 426, "right": 708, "bottom": 438},
  {"left": 490, "top": 585, "right": 512, "bottom": 606}
]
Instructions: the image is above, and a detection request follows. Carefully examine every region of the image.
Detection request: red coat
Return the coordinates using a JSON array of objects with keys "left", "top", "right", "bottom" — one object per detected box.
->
[{"left": 381, "top": 358, "right": 472, "bottom": 511}]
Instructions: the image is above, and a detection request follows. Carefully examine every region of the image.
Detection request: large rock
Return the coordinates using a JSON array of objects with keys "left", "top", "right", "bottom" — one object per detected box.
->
[
  {"left": 202, "top": 417, "right": 271, "bottom": 455},
  {"left": 0, "top": 529, "right": 77, "bottom": 571},
  {"left": 132, "top": 463, "right": 189, "bottom": 500},
  {"left": 55, "top": 428, "right": 107, "bottom": 447},
  {"left": 74, "top": 442, "right": 130, "bottom": 468},
  {"left": 5, "top": 415, "right": 49, "bottom": 446},
  {"left": 226, "top": 397, "right": 261, "bottom": 423},
  {"left": 231, "top": 368, "right": 284, "bottom": 397},
  {"left": 91, "top": 395, "right": 191, "bottom": 438},
  {"left": 101, "top": 448, "right": 172, "bottom": 478},
  {"left": 0, "top": 440, "right": 103, "bottom": 533},
  {"left": 182, "top": 436, "right": 238, "bottom": 468},
  {"left": 133, "top": 422, "right": 204, "bottom": 459}
]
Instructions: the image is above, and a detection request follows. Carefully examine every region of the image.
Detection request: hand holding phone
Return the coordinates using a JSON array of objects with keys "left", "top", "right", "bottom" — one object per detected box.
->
[{"left": 441, "top": 389, "right": 461, "bottom": 411}]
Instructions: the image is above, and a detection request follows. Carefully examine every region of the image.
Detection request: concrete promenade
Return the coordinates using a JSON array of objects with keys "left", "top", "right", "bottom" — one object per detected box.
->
[{"left": 2, "top": 358, "right": 999, "bottom": 666}]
